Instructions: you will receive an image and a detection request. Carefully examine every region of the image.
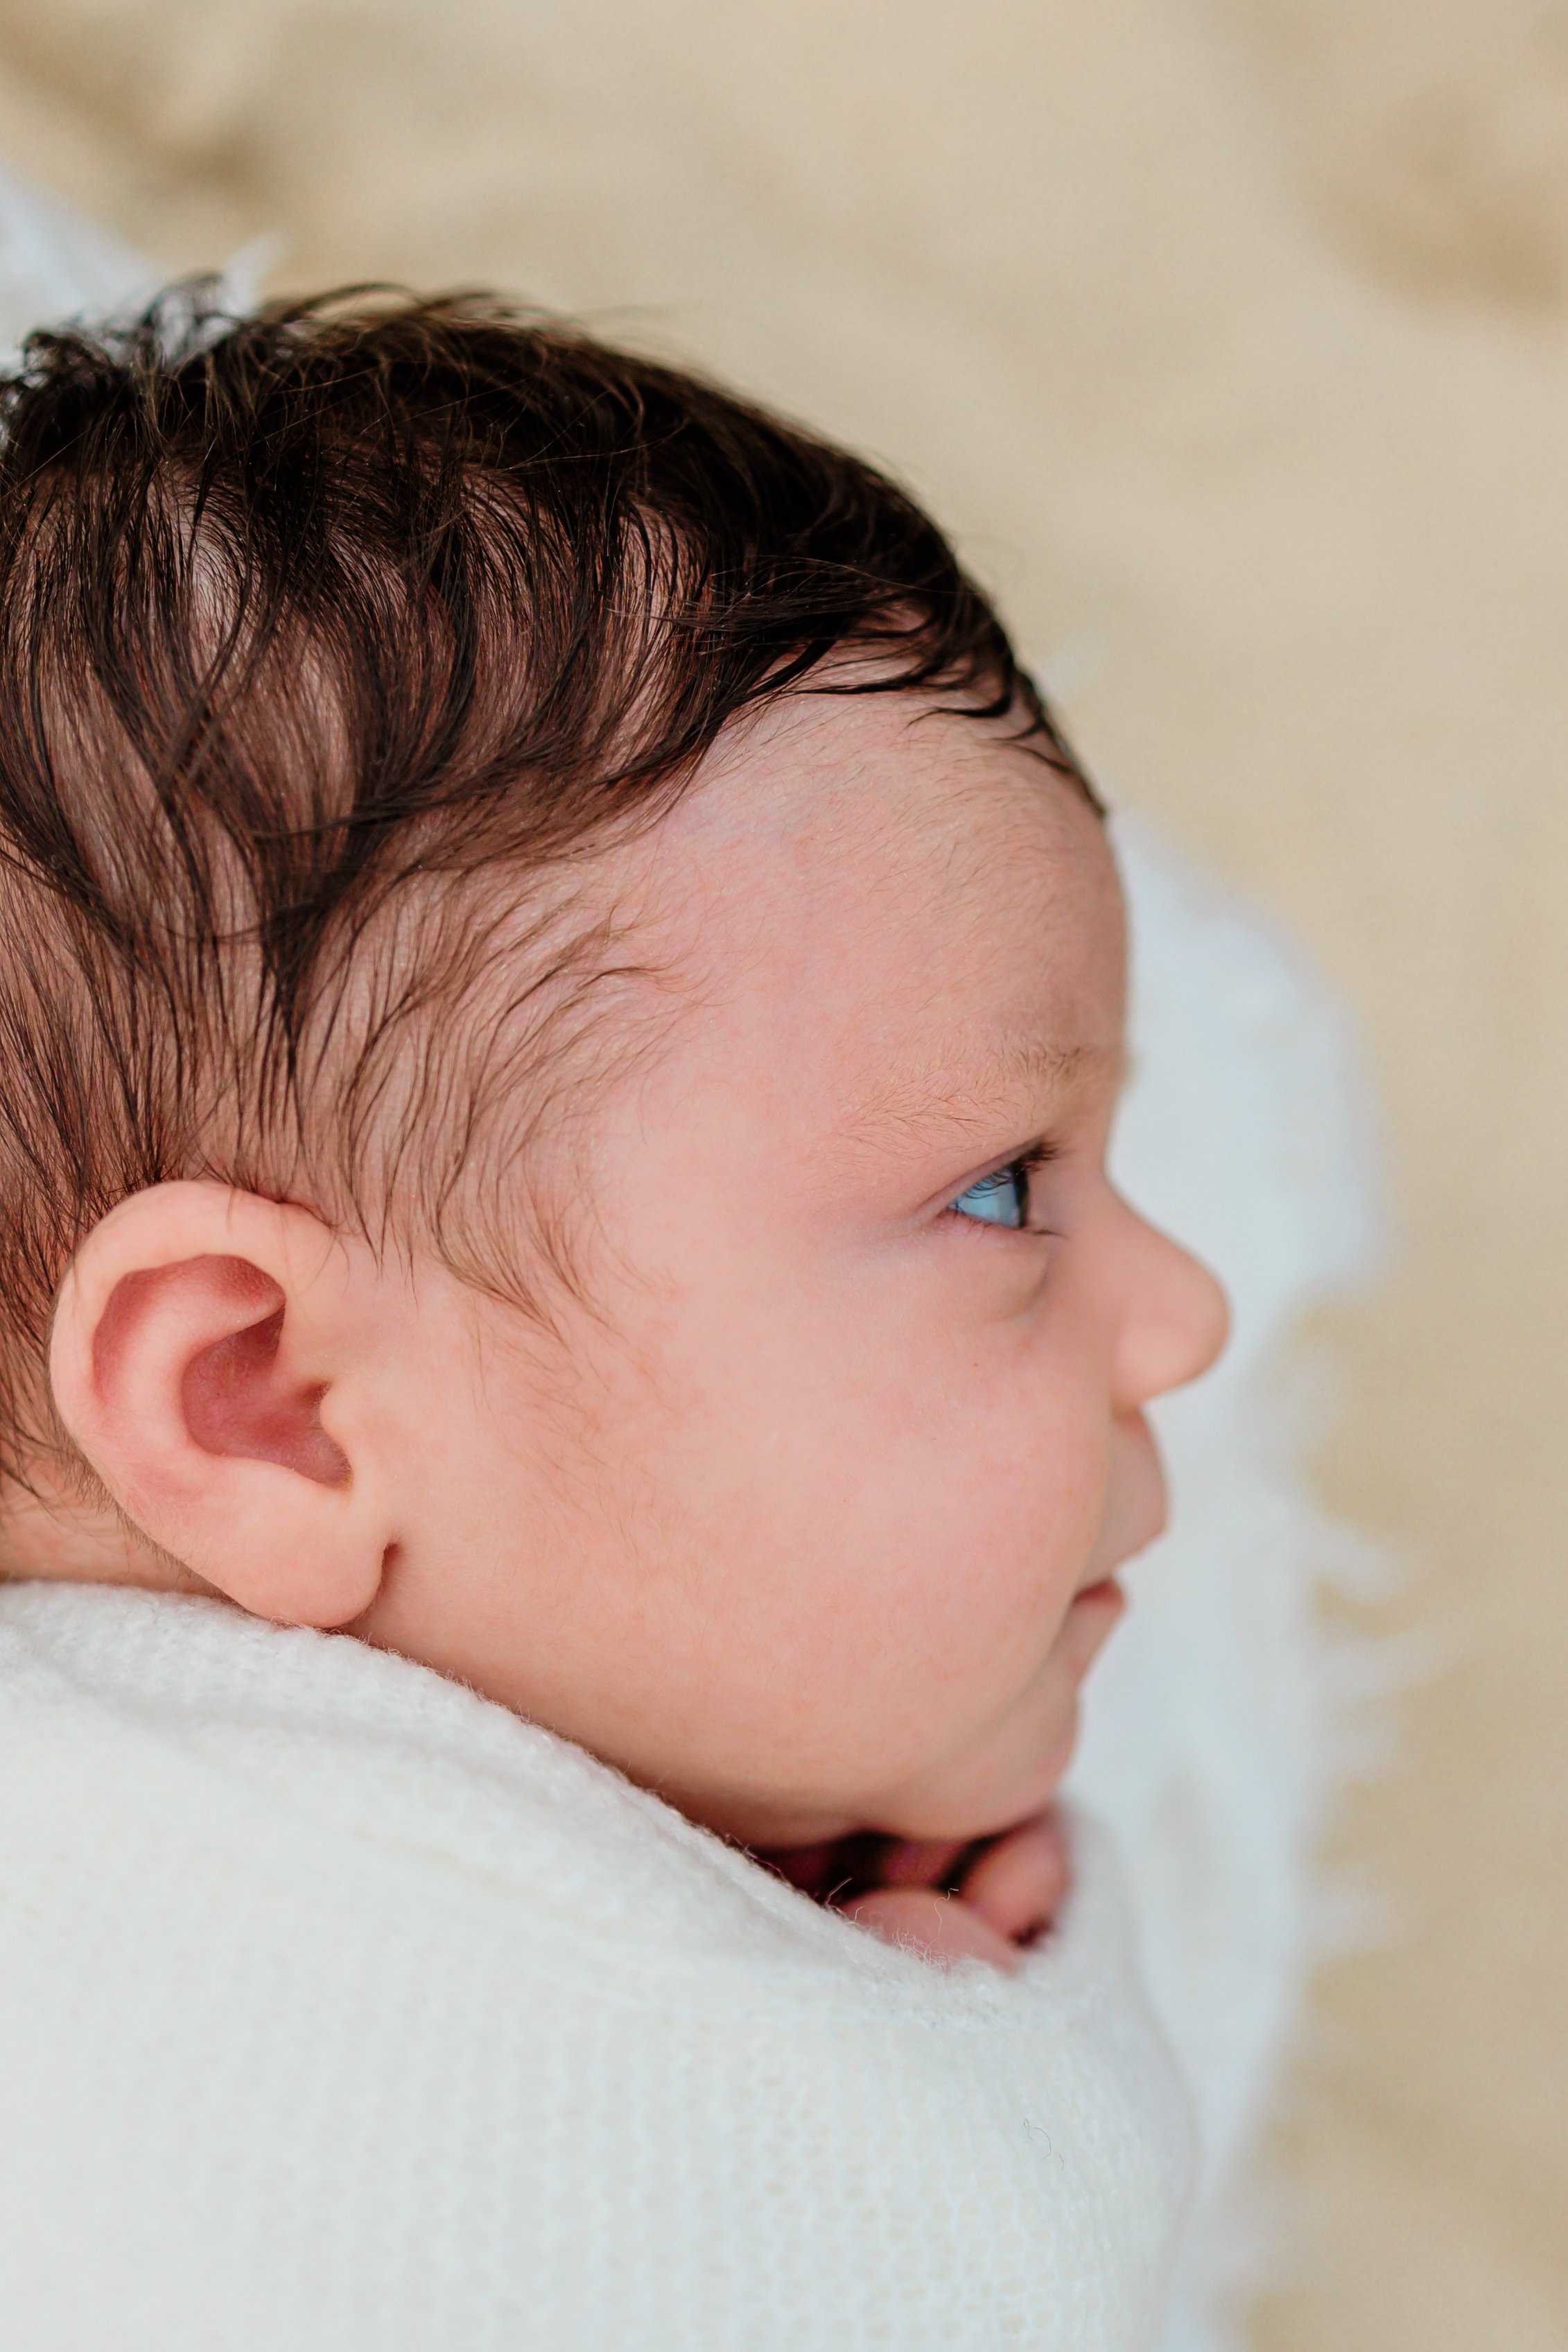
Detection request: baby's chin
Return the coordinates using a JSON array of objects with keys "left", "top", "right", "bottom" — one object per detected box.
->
[
  {"left": 863, "top": 1718, "right": 1079, "bottom": 1844},
  {"left": 695, "top": 1581, "right": 1127, "bottom": 1850},
  {"left": 713, "top": 1704, "right": 1081, "bottom": 1852},
  {"left": 855, "top": 1581, "right": 1127, "bottom": 1842}
]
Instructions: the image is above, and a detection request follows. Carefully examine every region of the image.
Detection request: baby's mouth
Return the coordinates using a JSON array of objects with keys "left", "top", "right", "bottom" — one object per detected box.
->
[
  {"left": 1060, "top": 1572, "right": 1126, "bottom": 1675},
  {"left": 1072, "top": 1572, "right": 1125, "bottom": 1608}
]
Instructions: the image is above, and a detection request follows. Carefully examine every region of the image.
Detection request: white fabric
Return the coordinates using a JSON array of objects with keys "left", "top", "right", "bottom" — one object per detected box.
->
[
  {"left": 0, "top": 1577, "right": 1192, "bottom": 2351},
  {"left": 1078, "top": 818, "right": 1383, "bottom": 2349}
]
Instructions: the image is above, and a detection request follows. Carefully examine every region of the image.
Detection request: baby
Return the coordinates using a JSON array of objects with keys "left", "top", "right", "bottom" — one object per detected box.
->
[{"left": 0, "top": 291, "right": 1226, "bottom": 2349}]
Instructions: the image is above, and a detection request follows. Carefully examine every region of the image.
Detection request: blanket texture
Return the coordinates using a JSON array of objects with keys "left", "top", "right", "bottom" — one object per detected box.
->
[{"left": 0, "top": 1578, "right": 1193, "bottom": 2352}]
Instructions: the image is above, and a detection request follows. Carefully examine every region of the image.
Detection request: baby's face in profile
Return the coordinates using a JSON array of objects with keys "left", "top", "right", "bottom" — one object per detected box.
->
[
  {"left": 354, "top": 691, "right": 1228, "bottom": 1847},
  {"left": 3, "top": 297, "right": 1225, "bottom": 1906}
]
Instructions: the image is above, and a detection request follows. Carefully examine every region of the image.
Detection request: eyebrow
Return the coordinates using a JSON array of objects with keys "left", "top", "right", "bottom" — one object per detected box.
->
[{"left": 837, "top": 1037, "right": 1124, "bottom": 1155}]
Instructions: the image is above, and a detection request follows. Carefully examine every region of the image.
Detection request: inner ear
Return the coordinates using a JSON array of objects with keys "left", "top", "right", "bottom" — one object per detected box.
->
[{"left": 182, "top": 1295, "right": 351, "bottom": 1488}]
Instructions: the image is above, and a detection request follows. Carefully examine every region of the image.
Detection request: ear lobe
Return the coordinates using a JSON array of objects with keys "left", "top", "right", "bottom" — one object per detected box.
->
[{"left": 51, "top": 1183, "right": 397, "bottom": 1629}]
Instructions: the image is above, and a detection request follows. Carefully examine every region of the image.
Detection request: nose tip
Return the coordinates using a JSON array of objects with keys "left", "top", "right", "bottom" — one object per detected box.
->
[
  {"left": 1183, "top": 1250, "right": 1230, "bottom": 1383},
  {"left": 1116, "top": 1216, "right": 1230, "bottom": 1408}
]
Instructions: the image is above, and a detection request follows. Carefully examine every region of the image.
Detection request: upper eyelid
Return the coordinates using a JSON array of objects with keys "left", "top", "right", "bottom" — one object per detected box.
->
[{"left": 948, "top": 1137, "right": 1059, "bottom": 1197}]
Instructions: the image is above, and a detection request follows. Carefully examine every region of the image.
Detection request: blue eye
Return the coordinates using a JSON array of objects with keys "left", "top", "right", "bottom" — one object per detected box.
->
[{"left": 951, "top": 1160, "right": 1030, "bottom": 1230}]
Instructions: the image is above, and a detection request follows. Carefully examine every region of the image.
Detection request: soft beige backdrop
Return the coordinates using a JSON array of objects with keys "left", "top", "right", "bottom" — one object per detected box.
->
[{"left": 0, "top": 4, "right": 1562, "bottom": 2342}]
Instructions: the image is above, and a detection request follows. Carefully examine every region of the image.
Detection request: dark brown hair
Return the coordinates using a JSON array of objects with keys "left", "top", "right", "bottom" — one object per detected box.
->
[{"left": 0, "top": 284, "right": 1087, "bottom": 1487}]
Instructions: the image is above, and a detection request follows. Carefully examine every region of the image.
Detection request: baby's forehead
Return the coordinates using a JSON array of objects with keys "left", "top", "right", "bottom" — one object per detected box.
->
[
  {"left": 650, "top": 693, "right": 1117, "bottom": 983},
  {"left": 625, "top": 691, "right": 1124, "bottom": 1105}
]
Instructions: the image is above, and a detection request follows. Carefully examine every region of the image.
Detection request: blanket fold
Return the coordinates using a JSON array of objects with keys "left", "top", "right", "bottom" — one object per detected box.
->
[{"left": 0, "top": 1579, "right": 1191, "bottom": 2351}]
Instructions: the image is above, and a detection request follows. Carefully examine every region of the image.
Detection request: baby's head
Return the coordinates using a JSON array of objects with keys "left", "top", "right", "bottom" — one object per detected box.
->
[{"left": 0, "top": 292, "right": 1224, "bottom": 1847}]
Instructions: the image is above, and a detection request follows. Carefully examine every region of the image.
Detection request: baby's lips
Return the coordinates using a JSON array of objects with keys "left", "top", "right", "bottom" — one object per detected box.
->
[
  {"left": 1086, "top": 1411, "right": 1169, "bottom": 1580},
  {"left": 1056, "top": 1574, "right": 1127, "bottom": 1684}
]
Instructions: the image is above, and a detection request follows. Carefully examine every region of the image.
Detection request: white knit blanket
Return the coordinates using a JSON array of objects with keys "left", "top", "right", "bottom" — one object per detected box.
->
[{"left": 0, "top": 1578, "right": 1194, "bottom": 2352}]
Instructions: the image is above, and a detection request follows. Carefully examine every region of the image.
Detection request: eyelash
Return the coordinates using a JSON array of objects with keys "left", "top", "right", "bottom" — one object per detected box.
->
[{"left": 944, "top": 1144, "right": 1060, "bottom": 1236}]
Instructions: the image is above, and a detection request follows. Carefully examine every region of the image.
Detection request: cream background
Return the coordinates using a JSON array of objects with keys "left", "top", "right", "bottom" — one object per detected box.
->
[{"left": 0, "top": 3, "right": 1561, "bottom": 2342}]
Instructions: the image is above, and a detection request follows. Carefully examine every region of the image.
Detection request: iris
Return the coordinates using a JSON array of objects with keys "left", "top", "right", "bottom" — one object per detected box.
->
[{"left": 951, "top": 1160, "right": 1029, "bottom": 1230}]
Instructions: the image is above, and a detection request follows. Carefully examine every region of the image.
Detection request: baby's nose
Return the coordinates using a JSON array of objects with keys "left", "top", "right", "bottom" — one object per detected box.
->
[{"left": 1113, "top": 1214, "right": 1230, "bottom": 1410}]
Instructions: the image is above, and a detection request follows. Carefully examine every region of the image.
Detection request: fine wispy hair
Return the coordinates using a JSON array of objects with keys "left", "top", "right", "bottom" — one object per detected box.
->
[{"left": 0, "top": 282, "right": 1085, "bottom": 1490}]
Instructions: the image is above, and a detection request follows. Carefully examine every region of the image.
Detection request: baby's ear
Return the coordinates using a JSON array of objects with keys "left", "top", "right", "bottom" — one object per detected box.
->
[{"left": 49, "top": 1182, "right": 402, "bottom": 1627}]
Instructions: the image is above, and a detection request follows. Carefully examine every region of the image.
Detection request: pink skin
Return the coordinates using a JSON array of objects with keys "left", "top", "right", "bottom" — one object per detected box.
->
[
  {"left": 848, "top": 1816, "right": 1072, "bottom": 1973},
  {"left": 37, "top": 691, "right": 1227, "bottom": 1969}
]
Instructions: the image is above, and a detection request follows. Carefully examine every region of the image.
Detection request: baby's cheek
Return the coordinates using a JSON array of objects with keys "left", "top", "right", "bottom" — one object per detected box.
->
[
  {"left": 654, "top": 1313, "right": 1106, "bottom": 1772},
  {"left": 926, "top": 1396, "right": 1109, "bottom": 1639}
]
